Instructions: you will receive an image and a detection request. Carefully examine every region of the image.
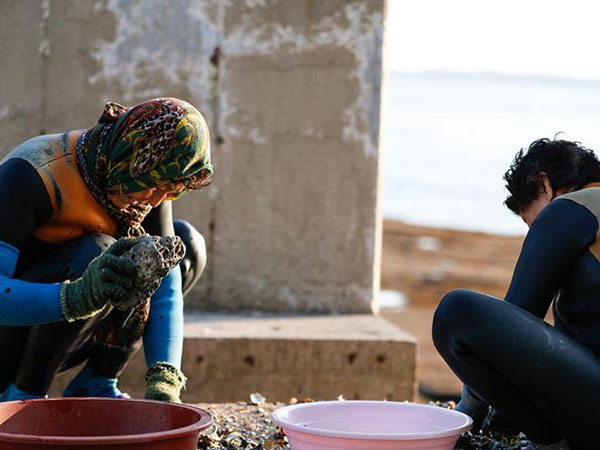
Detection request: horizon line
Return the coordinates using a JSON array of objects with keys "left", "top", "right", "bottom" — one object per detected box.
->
[{"left": 388, "top": 69, "right": 600, "bottom": 85}]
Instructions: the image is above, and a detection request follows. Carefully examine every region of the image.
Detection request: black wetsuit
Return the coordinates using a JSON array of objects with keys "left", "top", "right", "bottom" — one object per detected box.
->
[{"left": 433, "top": 189, "right": 600, "bottom": 450}]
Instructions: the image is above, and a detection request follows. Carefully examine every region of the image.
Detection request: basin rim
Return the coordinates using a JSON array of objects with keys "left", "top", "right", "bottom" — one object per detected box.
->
[
  {"left": 271, "top": 400, "right": 473, "bottom": 441},
  {"left": 0, "top": 398, "right": 213, "bottom": 445}
]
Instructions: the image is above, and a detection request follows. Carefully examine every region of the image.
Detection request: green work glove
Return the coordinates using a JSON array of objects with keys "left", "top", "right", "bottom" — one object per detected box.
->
[
  {"left": 59, "top": 238, "right": 138, "bottom": 322},
  {"left": 144, "top": 362, "right": 187, "bottom": 403}
]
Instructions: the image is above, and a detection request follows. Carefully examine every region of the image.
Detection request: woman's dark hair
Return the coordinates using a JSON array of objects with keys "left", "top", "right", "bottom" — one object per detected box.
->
[{"left": 503, "top": 137, "right": 600, "bottom": 214}]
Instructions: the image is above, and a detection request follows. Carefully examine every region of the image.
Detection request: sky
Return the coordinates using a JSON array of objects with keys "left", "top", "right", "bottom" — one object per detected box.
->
[{"left": 386, "top": 0, "right": 600, "bottom": 80}]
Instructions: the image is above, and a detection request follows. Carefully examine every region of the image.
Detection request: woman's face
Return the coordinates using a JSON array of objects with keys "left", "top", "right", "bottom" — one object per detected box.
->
[{"left": 108, "top": 183, "right": 186, "bottom": 209}]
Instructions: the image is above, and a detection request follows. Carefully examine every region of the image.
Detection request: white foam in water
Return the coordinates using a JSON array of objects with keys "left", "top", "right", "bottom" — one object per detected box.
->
[{"left": 383, "top": 72, "right": 600, "bottom": 236}]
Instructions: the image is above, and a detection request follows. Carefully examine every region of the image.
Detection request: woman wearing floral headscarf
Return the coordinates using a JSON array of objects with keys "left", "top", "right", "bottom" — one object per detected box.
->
[{"left": 0, "top": 97, "right": 212, "bottom": 402}]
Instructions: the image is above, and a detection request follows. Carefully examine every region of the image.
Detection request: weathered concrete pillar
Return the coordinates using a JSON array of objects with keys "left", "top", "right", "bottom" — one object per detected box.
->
[
  {"left": 0, "top": 1, "right": 45, "bottom": 152},
  {"left": 0, "top": 0, "right": 386, "bottom": 314}
]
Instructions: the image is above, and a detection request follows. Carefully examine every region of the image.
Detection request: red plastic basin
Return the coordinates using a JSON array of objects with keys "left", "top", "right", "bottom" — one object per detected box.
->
[{"left": 0, "top": 398, "right": 212, "bottom": 450}]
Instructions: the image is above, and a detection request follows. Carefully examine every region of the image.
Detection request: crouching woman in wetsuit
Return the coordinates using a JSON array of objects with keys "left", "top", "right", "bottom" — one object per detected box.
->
[
  {"left": 0, "top": 97, "right": 212, "bottom": 403},
  {"left": 432, "top": 138, "right": 600, "bottom": 450}
]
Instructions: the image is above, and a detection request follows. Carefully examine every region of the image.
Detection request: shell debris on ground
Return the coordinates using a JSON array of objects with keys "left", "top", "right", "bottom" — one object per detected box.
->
[
  {"left": 196, "top": 399, "right": 529, "bottom": 450},
  {"left": 196, "top": 401, "right": 289, "bottom": 450}
]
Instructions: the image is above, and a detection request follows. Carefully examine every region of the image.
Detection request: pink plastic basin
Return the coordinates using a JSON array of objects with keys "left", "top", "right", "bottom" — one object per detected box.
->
[
  {"left": 271, "top": 401, "right": 472, "bottom": 450},
  {"left": 0, "top": 398, "right": 213, "bottom": 450}
]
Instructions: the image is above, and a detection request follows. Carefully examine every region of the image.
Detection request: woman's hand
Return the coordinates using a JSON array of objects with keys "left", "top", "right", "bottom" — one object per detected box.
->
[{"left": 59, "top": 238, "right": 138, "bottom": 321}]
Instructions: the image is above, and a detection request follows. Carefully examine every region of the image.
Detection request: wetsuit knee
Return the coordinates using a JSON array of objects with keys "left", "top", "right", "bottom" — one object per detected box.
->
[
  {"left": 173, "top": 220, "right": 206, "bottom": 297},
  {"left": 433, "top": 289, "right": 482, "bottom": 350},
  {"left": 57, "top": 233, "right": 116, "bottom": 278}
]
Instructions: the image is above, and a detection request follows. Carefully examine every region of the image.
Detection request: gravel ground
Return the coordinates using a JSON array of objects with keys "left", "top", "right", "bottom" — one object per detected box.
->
[
  {"left": 196, "top": 401, "right": 290, "bottom": 449},
  {"left": 195, "top": 399, "right": 529, "bottom": 450},
  {"left": 454, "top": 432, "right": 528, "bottom": 450},
  {"left": 434, "top": 401, "right": 528, "bottom": 450}
]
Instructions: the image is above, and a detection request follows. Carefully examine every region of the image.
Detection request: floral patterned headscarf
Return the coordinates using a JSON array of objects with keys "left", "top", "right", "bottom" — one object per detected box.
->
[{"left": 76, "top": 98, "right": 213, "bottom": 236}]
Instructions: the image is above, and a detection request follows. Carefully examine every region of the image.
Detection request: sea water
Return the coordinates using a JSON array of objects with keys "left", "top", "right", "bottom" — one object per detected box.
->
[{"left": 382, "top": 72, "right": 600, "bottom": 235}]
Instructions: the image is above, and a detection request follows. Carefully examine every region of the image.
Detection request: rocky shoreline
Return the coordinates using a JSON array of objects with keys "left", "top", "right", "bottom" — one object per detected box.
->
[{"left": 381, "top": 219, "right": 524, "bottom": 306}]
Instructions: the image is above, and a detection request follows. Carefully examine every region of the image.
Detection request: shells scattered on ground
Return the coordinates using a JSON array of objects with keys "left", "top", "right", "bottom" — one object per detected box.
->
[
  {"left": 454, "top": 432, "right": 529, "bottom": 450},
  {"left": 196, "top": 398, "right": 290, "bottom": 450},
  {"left": 196, "top": 397, "right": 530, "bottom": 449},
  {"left": 430, "top": 401, "right": 528, "bottom": 450}
]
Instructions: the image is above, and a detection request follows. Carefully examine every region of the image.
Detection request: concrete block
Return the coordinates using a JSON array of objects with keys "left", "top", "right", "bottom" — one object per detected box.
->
[{"left": 51, "top": 313, "right": 416, "bottom": 403}]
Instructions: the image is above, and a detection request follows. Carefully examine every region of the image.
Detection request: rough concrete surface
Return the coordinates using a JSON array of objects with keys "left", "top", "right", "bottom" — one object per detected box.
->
[
  {"left": 50, "top": 313, "right": 416, "bottom": 403},
  {"left": 0, "top": 0, "right": 386, "bottom": 314}
]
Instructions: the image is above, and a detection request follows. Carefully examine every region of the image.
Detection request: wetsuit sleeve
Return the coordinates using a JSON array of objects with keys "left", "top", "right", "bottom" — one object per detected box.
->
[
  {"left": 505, "top": 198, "right": 598, "bottom": 318},
  {"left": 143, "top": 266, "right": 184, "bottom": 368},
  {"left": 142, "top": 201, "right": 184, "bottom": 369},
  {"left": 0, "top": 158, "right": 64, "bottom": 325}
]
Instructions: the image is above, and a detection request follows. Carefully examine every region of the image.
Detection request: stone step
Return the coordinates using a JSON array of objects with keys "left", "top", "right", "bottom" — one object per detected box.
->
[{"left": 51, "top": 314, "right": 416, "bottom": 403}]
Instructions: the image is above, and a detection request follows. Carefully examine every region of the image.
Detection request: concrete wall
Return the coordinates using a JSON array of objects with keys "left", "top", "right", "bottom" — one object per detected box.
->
[{"left": 0, "top": 0, "right": 386, "bottom": 314}]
